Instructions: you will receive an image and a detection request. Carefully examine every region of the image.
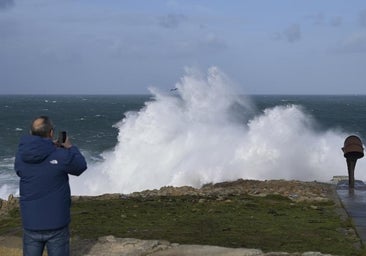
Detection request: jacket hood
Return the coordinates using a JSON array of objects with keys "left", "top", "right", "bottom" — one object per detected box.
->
[{"left": 18, "top": 135, "right": 56, "bottom": 163}]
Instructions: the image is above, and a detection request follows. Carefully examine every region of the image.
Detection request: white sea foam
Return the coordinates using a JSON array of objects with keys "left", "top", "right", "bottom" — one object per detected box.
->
[
  {"left": 0, "top": 184, "right": 19, "bottom": 200},
  {"left": 70, "top": 67, "right": 364, "bottom": 196}
]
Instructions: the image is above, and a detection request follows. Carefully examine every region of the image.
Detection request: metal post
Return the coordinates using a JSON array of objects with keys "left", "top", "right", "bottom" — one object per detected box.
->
[
  {"left": 346, "top": 158, "right": 357, "bottom": 189},
  {"left": 342, "top": 135, "right": 364, "bottom": 190}
]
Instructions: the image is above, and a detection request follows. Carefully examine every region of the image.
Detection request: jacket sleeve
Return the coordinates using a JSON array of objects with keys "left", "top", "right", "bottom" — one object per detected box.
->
[
  {"left": 64, "top": 146, "right": 87, "bottom": 176},
  {"left": 14, "top": 152, "right": 21, "bottom": 177}
]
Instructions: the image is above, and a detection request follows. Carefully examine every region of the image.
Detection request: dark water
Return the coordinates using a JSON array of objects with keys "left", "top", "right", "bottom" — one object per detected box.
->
[{"left": 0, "top": 95, "right": 151, "bottom": 158}]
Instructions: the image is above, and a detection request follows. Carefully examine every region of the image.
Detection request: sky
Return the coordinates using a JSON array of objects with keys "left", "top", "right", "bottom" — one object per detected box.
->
[{"left": 0, "top": 0, "right": 366, "bottom": 95}]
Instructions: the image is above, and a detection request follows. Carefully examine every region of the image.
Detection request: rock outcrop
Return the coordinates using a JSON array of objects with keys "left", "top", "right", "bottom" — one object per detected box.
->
[
  {"left": 76, "top": 179, "right": 334, "bottom": 203},
  {"left": 0, "top": 194, "right": 19, "bottom": 217},
  {"left": 75, "top": 235, "right": 336, "bottom": 256}
]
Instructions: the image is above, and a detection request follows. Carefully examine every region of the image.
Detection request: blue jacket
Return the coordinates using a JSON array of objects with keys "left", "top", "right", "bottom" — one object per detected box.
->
[{"left": 14, "top": 135, "right": 87, "bottom": 231}]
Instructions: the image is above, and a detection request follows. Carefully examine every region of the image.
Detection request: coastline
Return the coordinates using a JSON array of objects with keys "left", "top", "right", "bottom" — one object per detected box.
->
[{"left": 0, "top": 179, "right": 362, "bottom": 256}]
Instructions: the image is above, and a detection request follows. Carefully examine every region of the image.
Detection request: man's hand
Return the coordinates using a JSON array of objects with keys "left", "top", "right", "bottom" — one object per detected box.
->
[
  {"left": 61, "top": 136, "right": 73, "bottom": 149},
  {"left": 54, "top": 136, "right": 73, "bottom": 148}
]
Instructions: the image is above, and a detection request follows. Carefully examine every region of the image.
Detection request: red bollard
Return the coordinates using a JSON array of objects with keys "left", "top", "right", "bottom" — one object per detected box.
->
[{"left": 342, "top": 135, "right": 364, "bottom": 189}]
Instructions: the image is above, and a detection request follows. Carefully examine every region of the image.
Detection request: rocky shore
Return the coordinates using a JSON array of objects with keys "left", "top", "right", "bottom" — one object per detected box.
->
[
  {"left": 0, "top": 179, "right": 336, "bottom": 216},
  {"left": 130, "top": 179, "right": 335, "bottom": 202},
  {"left": 71, "top": 235, "right": 338, "bottom": 256},
  {"left": 0, "top": 234, "right": 338, "bottom": 256},
  {"left": 0, "top": 179, "right": 347, "bottom": 255},
  {"left": 71, "top": 179, "right": 335, "bottom": 202}
]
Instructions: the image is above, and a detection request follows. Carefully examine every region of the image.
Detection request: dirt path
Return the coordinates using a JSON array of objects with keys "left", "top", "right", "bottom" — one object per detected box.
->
[{"left": 0, "top": 235, "right": 23, "bottom": 256}]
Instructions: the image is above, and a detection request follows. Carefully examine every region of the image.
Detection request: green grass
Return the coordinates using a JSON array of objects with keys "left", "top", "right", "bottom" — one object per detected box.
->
[
  {"left": 1, "top": 194, "right": 364, "bottom": 255},
  {"left": 0, "top": 207, "right": 22, "bottom": 236},
  {"left": 70, "top": 194, "right": 362, "bottom": 255}
]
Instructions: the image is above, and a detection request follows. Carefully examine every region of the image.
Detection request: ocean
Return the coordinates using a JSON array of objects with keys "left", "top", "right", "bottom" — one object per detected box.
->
[{"left": 2, "top": 74, "right": 366, "bottom": 199}]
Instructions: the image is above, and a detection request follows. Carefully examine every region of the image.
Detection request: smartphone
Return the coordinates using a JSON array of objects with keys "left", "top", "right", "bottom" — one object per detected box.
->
[{"left": 58, "top": 131, "right": 67, "bottom": 144}]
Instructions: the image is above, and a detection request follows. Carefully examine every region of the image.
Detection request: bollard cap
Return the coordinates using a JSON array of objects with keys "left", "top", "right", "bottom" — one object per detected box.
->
[{"left": 342, "top": 135, "right": 364, "bottom": 159}]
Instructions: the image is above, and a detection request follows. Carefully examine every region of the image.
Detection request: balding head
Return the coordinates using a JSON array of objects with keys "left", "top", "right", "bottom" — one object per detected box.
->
[{"left": 30, "top": 116, "right": 54, "bottom": 138}]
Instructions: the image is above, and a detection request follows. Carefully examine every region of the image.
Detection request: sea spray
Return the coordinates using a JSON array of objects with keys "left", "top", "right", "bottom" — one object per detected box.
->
[{"left": 70, "top": 67, "right": 364, "bottom": 196}]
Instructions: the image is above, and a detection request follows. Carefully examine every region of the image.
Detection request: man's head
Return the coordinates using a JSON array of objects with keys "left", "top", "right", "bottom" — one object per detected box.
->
[{"left": 30, "top": 116, "right": 54, "bottom": 138}]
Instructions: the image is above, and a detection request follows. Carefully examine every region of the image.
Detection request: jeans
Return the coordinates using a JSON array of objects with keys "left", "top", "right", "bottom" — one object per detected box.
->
[{"left": 23, "top": 225, "right": 70, "bottom": 256}]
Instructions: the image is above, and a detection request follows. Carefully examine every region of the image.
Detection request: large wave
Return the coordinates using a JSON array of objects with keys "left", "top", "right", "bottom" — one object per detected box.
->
[{"left": 70, "top": 67, "right": 363, "bottom": 196}]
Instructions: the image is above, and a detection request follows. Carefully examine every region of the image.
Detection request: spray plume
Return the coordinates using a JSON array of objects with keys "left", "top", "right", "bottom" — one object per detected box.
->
[{"left": 71, "top": 67, "right": 359, "bottom": 195}]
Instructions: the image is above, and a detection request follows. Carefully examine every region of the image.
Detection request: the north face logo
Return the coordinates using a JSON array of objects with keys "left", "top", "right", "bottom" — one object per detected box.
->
[{"left": 50, "top": 160, "right": 58, "bottom": 164}]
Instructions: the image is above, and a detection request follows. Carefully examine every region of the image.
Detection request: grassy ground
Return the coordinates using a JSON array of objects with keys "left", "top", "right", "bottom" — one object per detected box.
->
[{"left": 0, "top": 194, "right": 364, "bottom": 255}]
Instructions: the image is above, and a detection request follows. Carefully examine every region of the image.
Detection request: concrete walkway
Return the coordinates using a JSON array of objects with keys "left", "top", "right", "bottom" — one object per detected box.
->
[{"left": 336, "top": 180, "right": 366, "bottom": 244}]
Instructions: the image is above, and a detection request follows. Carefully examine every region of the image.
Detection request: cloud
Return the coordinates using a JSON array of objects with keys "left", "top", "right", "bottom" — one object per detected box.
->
[
  {"left": 335, "top": 32, "right": 366, "bottom": 53},
  {"left": 158, "top": 14, "right": 186, "bottom": 29},
  {"left": 330, "top": 16, "right": 342, "bottom": 27},
  {"left": 308, "top": 12, "right": 325, "bottom": 25},
  {"left": 198, "top": 33, "right": 227, "bottom": 52},
  {"left": 360, "top": 9, "right": 366, "bottom": 27},
  {"left": 283, "top": 24, "right": 301, "bottom": 43},
  {"left": 272, "top": 24, "right": 301, "bottom": 43},
  {"left": 0, "top": 0, "right": 14, "bottom": 10},
  {"left": 271, "top": 32, "right": 282, "bottom": 41},
  {"left": 306, "top": 12, "right": 343, "bottom": 27}
]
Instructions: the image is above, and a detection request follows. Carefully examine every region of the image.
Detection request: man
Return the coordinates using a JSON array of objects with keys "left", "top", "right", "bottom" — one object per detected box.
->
[{"left": 14, "top": 116, "right": 87, "bottom": 256}]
